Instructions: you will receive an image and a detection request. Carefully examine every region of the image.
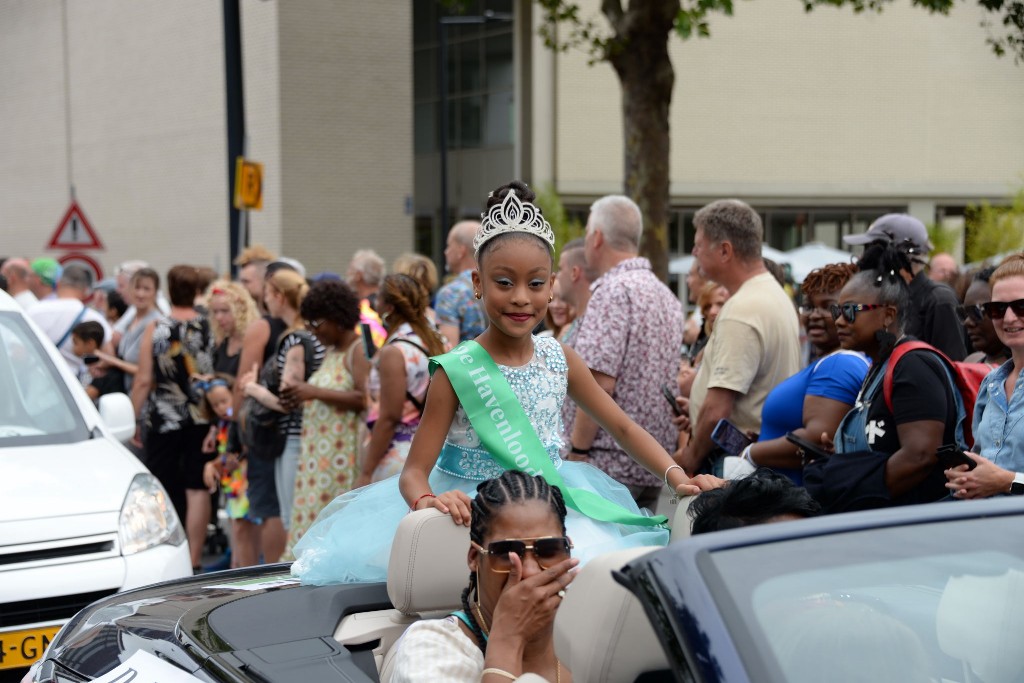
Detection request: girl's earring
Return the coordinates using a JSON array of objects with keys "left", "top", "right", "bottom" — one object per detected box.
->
[
  {"left": 548, "top": 295, "right": 553, "bottom": 303},
  {"left": 474, "top": 291, "right": 481, "bottom": 299}
]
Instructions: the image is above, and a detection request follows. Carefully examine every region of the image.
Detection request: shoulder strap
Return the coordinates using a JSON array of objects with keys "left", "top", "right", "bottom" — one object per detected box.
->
[
  {"left": 390, "top": 336, "right": 430, "bottom": 357},
  {"left": 389, "top": 337, "right": 430, "bottom": 413},
  {"left": 56, "top": 305, "right": 89, "bottom": 349},
  {"left": 882, "top": 341, "right": 953, "bottom": 413}
]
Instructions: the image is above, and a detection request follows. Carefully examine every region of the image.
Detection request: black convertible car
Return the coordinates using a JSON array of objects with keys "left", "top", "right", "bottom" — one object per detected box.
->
[{"left": 21, "top": 497, "right": 1024, "bottom": 683}]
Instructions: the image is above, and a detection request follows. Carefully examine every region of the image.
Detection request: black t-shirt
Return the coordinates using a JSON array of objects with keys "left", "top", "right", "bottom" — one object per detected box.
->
[{"left": 862, "top": 344, "right": 958, "bottom": 504}]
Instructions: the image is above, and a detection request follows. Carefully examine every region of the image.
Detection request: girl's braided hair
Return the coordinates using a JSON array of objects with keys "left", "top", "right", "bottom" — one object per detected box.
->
[{"left": 459, "top": 470, "right": 568, "bottom": 652}]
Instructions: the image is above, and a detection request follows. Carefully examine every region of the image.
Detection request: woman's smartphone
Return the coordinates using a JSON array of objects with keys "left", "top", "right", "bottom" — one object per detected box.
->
[
  {"left": 711, "top": 419, "right": 753, "bottom": 456},
  {"left": 662, "top": 384, "right": 683, "bottom": 417},
  {"left": 360, "top": 322, "right": 377, "bottom": 360},
  {"left": 785, "top": 432, "right": 830, "bottom": 462},
  {"left": 936, "top": 444, "right": 977, "bottom": 471}
]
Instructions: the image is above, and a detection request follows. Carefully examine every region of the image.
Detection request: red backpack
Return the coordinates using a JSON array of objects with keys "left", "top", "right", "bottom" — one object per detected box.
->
[{"left": 881, "top": 341, "right": 991, "bottom": 449}]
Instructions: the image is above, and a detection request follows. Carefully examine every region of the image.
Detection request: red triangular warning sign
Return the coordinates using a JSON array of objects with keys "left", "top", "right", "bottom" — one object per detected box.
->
[{"left": 48, "top": 201, "right": 103, "bottom": 250}]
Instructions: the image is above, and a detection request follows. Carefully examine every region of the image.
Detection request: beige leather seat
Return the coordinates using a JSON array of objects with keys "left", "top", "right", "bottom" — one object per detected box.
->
[
  {"left": 553, "top": 546, "right": 668, "bottom": 682},
  {"left": 669, "top": 494, "right": 699, "bottom": 542},
  {"left": 386, "top": 508, "right": 472, "bottom": 614},
  {"left": 332, "top": 509, "right": 468, "bottom": 679}
]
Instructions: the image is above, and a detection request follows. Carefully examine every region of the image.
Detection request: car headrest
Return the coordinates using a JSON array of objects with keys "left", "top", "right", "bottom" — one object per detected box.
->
[
  {"left": 936, "top": 569, "right": 1024, "bottom": 683},
  {"left": 387, "top": 508, "right": 471, "bottom": 615},
  {"left": 669, "top": 494, "right": 699, "bottom": 541},
  {"left": 554, "top": 546, "right": 667, "bottom": 682}
]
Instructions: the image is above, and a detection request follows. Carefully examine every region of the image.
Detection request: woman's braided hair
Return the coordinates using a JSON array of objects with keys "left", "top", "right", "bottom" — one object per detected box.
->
[
  {"left": 459, "top": 470, "right": 568, "bottom": 653},
  {"left": 379, "top": 273, "right": 446, "bottom": 356}
]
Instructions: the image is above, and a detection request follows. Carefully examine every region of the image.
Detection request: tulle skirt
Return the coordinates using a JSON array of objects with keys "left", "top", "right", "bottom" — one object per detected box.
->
[{"left": 290, "top": 461, "right": 669, "bottom": 585}]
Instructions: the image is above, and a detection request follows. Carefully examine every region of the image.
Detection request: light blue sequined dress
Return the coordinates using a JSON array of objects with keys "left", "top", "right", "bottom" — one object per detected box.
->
[{"left": 291, "top": 336, "right": 668, "bottom": 585}]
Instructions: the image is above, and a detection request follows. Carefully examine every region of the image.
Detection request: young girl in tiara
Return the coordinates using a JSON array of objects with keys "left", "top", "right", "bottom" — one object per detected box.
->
[{"left": 292, "top": 181, "right": 696, "bottom": 585}]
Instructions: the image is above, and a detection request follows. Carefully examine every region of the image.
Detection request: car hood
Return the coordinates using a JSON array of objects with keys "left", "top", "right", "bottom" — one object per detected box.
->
[{"left": 0, "top": 437, "right": 142, "bottom": 524}]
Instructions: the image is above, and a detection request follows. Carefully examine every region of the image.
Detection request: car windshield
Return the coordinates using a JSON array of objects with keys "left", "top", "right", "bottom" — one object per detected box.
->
[
  {"left": 704, "top": 516, "right": 1024, "bottom": 683},
  {"left": 0, "top": 311, "right": 89, "bottom": 446}
]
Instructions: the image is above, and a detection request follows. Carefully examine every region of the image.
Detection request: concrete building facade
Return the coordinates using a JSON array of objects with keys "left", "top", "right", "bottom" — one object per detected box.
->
[
  {"left": 2, "top": 0, "right": 1022, "bottom": 282},
  {"left": 1, "top": 0, "right": 413, "bottom": 280}
]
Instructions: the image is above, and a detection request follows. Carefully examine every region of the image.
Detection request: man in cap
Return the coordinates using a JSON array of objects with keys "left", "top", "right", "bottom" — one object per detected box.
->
[
  {"left": 28, "top": 257, "right": 62, "bottom": 301},
  {"left": 844, "top": 214, "right": 966, "bottom": 361}
]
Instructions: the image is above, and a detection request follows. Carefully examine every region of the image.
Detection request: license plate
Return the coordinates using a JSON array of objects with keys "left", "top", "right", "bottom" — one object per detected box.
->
[{"left": 0, "top": 625, "right": 61, "bottom": 670}]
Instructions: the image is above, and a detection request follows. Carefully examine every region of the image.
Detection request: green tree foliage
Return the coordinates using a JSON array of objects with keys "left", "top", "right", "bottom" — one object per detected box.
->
[
  {"left": 534, "top": 184, "right": 585, "bottom": 260},
  {"left": 927, "top": 221, "right": 960, "bottom": 257},
  {"left": 964, "top": 186, "right": 1024, "bottom": 263}
]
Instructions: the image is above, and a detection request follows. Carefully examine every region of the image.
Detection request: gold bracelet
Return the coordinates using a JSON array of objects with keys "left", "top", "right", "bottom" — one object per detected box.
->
[{"left": 481, "top": 667, "right": 518, "bottom": 681}]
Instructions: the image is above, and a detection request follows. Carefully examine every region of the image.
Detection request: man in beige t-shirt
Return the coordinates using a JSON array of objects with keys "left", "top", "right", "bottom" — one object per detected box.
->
[{"left": 680, "top": 199, "right": 800, "bottom": 475}]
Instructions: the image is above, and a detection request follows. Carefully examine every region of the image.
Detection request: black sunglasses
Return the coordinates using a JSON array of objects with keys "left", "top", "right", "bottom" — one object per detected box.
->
[
  {"left": 472, "top": 536, "right": 573, "bottom": 573},
  {"left": 956, "top": 304, "right": 985, "bottom": 323},
  {"left": 306, "top": 319, "right": 326, "bottom": 329},
  {"left": 981, "top": 299, "right": 1024, "bottom": 320},
  {"left": 829, "top": 303, "right": 886, "bottom": 323}
]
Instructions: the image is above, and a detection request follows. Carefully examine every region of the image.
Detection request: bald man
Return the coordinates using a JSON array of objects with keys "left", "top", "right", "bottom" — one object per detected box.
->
[
  {"left": 0, "top": 258, "right": 39, "bottom": 309},
  {"left": 929, "top": 253, "right": 958, "bottom": 285},
  {"left": 436, "top": 220, "right": 486, "bottom": 345}
]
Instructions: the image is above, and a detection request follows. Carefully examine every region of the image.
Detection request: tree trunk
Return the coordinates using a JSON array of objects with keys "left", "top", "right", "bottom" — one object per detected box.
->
[{"left": 606, "top": 0, "right": 678, "bottom": 282}]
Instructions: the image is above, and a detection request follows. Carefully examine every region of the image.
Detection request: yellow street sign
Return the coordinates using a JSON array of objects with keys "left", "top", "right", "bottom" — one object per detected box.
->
[{"left": 234, "top": 157, "right": 264, "bottom": 210}]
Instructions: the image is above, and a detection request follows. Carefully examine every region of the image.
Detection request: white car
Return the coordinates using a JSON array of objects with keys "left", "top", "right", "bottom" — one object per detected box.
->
[{"left": 0, "top": 290, "right": 191, "bottom": 676}]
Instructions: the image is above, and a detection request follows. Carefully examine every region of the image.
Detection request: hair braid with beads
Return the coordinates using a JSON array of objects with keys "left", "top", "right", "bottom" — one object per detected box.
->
[{"left": 459, "top": 470, "right": 568, "bottom": 653}]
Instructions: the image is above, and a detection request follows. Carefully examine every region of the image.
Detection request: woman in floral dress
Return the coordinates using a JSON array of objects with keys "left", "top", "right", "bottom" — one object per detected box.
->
[{"left": 280, "top": 280, "right": 368, "bottom": 555}]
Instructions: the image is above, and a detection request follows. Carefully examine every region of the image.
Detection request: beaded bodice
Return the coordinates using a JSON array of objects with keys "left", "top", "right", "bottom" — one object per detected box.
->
[{"left": 436, "top": 336, "right": 568, "bottom": 481}]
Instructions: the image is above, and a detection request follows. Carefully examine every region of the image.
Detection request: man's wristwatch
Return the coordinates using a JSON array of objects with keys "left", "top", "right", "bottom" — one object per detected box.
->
[{"left": 1010, "top": 472, "right": 1024, "bottom": 495}]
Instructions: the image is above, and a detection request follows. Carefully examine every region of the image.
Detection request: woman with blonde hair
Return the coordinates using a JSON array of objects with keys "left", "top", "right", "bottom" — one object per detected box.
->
[
  {"left": 356, "top": 273, "right": 446, "bottom": 486},
  {"left": 238, "top": 269, "right": 325, "bottom": 562},
  {"left": 201, "top": 280, "right": 260, "bottom": 566}
]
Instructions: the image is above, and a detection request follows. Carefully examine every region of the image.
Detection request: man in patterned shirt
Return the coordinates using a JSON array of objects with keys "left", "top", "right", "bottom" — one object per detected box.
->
[
  {"left": 436, "top": 220, "right": 486, "bottom": 346},
  {"left": 569, "top": 195, "right": 685, "bottom": 509}
]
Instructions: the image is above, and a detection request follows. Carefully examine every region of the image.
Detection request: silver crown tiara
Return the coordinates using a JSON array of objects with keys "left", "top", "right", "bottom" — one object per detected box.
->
[{"left": 473, "top": 190, "right": 555, "bottom": 256}]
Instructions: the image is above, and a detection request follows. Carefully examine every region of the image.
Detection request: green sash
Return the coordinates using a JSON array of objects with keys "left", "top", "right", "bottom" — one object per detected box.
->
[{"left": 430, "top": 341, "right": 667, "bottom": 527}]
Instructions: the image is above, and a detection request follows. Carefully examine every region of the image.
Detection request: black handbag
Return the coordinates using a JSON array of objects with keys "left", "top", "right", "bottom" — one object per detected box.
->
[
  {"left": 241, "top": 351, "right": 287, "bottom": 460},
  {"left": 802, "top": 449, "right": 892, "bottom": 514}
]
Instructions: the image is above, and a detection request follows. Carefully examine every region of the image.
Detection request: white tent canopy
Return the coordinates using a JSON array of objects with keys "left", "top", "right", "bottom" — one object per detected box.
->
[
  {"left": 668, "top": 244, "right": 789, "bottom": 275},
  {"left": 784, "top": 242, "right": 856, "bottom": 283}
]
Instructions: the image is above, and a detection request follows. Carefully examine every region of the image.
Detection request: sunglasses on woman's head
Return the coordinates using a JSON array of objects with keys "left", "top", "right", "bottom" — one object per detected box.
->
[
  {"left": 829, "top": 303, "right": 886, "bottom": 323},
  {"left": 981, "top": 299, "right": 1024, "bottom": 320},
  {"left": 472, "top": 536, "right": 573, "bottom": 573},
  {"left": 956, "top": 304, "right": 985, "bottom": 323}
]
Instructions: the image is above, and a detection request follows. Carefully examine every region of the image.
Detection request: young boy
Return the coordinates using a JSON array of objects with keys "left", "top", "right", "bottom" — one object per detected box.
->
[{"left": 71, "top": 321, "right": 123, "bottom": 401}]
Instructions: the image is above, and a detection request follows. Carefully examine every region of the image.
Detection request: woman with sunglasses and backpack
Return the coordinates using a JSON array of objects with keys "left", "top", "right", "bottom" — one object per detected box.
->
[
  {"left": 813, "top": 243, "right": 963, "bottom": 510},
  {"left": 946, "top": 254, "right": 1024, "bottom": 500},
  {"left": 389, "top": 470, "right": 577, "bottom": 683}
]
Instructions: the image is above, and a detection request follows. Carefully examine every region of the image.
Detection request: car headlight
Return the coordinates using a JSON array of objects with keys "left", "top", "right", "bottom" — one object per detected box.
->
[{"left": 118, "top": 473, "right": 186, "bottom": 555}]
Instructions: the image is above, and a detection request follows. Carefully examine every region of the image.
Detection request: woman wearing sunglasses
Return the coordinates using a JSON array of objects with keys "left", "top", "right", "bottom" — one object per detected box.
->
[
  {"left": 946, "top": 254, "right": 1024, "bottom": 500},
  {"left": 390, "top": 470, "right": 577, "bottom": 682},
  {"left": 828, "top": 244, "right": 962, "bottom": 506},
  {"left": 959, "top": 267, "right": 1010, "bottom": 367},
  {"left": 736, "top": 264, "right": 868, "bottom": 484}
]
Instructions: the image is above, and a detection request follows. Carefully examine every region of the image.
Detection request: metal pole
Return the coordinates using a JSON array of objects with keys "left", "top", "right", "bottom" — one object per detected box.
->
[
  {"left": 437, "top": 20, "right": 450, "bottom": 268},
  {"left": 223, "top": 0, "right": 245, "bottom": 278}
]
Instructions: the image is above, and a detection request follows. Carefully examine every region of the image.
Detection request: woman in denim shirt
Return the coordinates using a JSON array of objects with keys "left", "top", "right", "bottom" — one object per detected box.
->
[{"left": 946, "top": 253, "right": 1024, "bottom": 499}]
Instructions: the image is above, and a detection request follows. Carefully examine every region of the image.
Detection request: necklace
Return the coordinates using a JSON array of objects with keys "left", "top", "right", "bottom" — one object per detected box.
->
[{"left": 474, "top": 599, "right": 562, "bottom": 683}]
